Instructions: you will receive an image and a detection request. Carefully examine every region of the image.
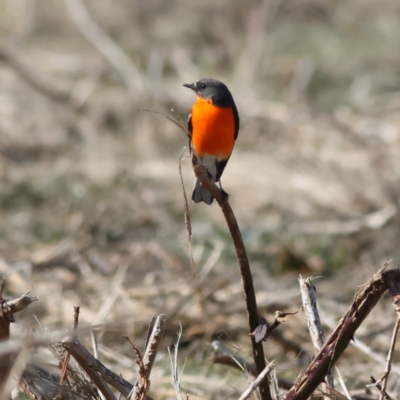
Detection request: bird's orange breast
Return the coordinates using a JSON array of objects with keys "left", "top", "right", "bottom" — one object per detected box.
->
[{"left": 191, "top": 96, "right": 235, "bottom": 160}]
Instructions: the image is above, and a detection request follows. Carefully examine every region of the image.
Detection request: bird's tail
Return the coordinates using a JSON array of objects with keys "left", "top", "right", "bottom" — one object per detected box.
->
[{"left": 192, "top": 178, "right": 214, "bottom": 205}]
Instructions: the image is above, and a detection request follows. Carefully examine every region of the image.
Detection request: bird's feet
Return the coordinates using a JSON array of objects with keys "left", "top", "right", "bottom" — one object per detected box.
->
[
  {"left": 220, "top": 188, "right": 229, "bottom": 201},
  {"left": 218, "top": 180, "right": 229, "bottom": 201}
]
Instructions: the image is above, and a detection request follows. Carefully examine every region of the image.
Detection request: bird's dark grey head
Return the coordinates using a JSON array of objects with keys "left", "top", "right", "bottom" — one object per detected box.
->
[{"left": 183, "top": 79, "right": 234, "bottom": 107}]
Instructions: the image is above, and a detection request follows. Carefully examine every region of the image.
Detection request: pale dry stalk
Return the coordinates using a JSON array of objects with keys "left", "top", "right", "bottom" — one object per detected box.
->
[{"left": 299, "top": 276, "right": 334, "bottom": 391}]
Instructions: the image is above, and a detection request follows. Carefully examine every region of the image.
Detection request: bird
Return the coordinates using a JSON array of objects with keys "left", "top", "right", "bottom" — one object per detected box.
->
[{"left": 183, "top": 78, "right": 239, "bottom": 205}]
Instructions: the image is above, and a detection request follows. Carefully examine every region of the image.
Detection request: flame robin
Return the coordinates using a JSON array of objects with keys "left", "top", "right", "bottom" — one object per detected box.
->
[{"left": 183, "top": 79, "right": 239, "bottom": 205}]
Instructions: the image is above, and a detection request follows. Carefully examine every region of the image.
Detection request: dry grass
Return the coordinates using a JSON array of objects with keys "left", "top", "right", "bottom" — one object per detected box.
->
[{"left": 1, "top": 0, "right": 400, "bottom": 398}]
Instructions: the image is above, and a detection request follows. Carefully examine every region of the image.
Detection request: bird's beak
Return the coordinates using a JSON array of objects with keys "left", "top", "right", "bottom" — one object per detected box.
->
[{"left": 183, "top": 82, "right": 196, "bottom": 91}]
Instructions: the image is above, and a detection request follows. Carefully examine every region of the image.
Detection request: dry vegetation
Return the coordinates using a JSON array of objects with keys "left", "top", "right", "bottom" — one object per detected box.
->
[{"left": 1, "top": 0, "right": 400, "bottom": 398}]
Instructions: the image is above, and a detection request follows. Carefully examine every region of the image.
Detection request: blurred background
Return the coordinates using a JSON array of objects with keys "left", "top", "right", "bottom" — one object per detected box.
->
[{"left": 1, "top": 0, "right": 400, "bottom": 398}]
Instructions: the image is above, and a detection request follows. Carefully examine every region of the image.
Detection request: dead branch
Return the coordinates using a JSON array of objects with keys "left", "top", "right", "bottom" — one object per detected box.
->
[
  {"left": 193, "top": 163, "right": 272, "bottom": 400},
  {"left": 61, "top": 337, "right": 156, "bottom": 399},
  {"left": 168, "top": 325, "right": 185, "bottom": 400},
  {"left": 0, "top": 291, "right": 38, "bottom": 320},
  {"left": 178, "top": 150, "right": 192, "bottom": 240},
  {"left": 56, "top": 306, "right": 80, "bottom": 400},
  {"left": 62, "top": 337, "right": 129, "bottom": 396},
  {"left": 375, "top": 271, "right": 400, "bottom": 400},
  {"left": 237, "top": 362, "right": 275, "bottom": 400},
  {"left": 90, "top": 328, "right": 100, "bottom": 360},
  {"left": 370, "top": 377, "right": 392, "bottom": 400},
  {"left": 299, "top": 277, "right": 325, "bottom": 352},
  {"left": 0, "top": 285, "right": 38, "bottom": 392},
  {"left": 130, "top": 314, "right": 166, "bottom": 399},
  {"left": 125, "top": 339, "right": 149, "bottom": 400},
  {"left": 377, "top": 318, "right": 400, "bottom": 400},
  {"left": 284, "top": 267, "right": 397, "bottom": 400},
  {"left": 299, "top": 276, "right": 334, "bottom": 388},
  {"left": 334, "top": 367, "right": 352, "bottom": 400},
  {"left": 141, "top": 314, "right": 166, "bottom": 376},
  {"left": 62, "top": 337, "right": 117, "bottom": 400}
]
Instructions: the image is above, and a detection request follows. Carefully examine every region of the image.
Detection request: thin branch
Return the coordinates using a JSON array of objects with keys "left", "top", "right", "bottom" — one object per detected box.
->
[
  {"left": 90, "top": 328, "right": 100, "bottom": 360},
  {"left": 376, "top": 271, "right": 400, "bottom": 400},
  {"left": 335, "top": 367, "right": 351, "bottom": 400},
  {"left": 0, "top": 285, "right": 38, "bottom": 392},
  {"left": 61, "top": 337, "right": 143, "bottom": 398},
  {"left": 62, "top": 337, "right": 117, "bottom": 400},
  {"left": 125, "top": 338, "right": 149, "bottom": 400},
  {"left": 284, "top": 267, "right": 393, "bottom": 400},
  {"left": 370, "top": 377, "right": 392, "bottom": 400},
  {"left": 299, "top": 276, "right": 334, "bottom": 388},
  {"left": 299, "top": 277, "right": 325, "bottom": 351},
  {"left": 193, "top": 163, "right": 272, "bottom": 400},
  {"left": 135, "top": 108, "right": 187, "bottom": 132},
  {"left": 1, "top": 291, "right": 39, "bottom": 318},
  {"left": 378, "top": 319, "right": 400, "bottom": 400},
  {"left": 129, "top": 314, "right": 166, "bottom": 399},
  {"left": 168, "top": 326, "right": 185, "bottom": 400},
  {"left": 237, "top": 362, "right": 275, "bottom": 400},
  {"left": 56, "top": 306, "right": 80, "bottom": 400},
  {"left": 178, "top": 149, "right": 192, "bottom": 240}
]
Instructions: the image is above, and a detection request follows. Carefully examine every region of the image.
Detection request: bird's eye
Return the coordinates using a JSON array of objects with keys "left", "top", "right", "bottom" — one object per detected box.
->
[{"left": 200, "top": 83, "right": 206, "bottom": 90}]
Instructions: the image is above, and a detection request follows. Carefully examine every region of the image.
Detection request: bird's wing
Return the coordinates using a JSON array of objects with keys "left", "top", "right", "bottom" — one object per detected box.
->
[
  {"left": 187, "top": 113, "right": 193, "bottom": 154},
  {"left": 233, "top": 105, "right": 240, "bottom": 141}
]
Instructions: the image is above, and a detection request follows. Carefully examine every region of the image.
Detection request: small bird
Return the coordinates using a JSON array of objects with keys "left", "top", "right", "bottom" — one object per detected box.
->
[{"left": 183, "top": 79, "right": 239, "bottom": 205}]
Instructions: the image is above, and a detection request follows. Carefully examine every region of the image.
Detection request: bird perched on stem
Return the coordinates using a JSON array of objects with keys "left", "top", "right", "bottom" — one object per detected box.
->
[{"left": 183, "top": 79, "right": 239, "bottom": 205}]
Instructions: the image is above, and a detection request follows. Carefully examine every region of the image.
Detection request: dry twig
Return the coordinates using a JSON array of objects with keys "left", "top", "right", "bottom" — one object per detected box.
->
[
  {"left": 62, "top": 337, "right": 117, "bottom": 400},
  {"left": 376, "top": 318, "right": 400, "bottom": 400},
  {"left": 130, "top": 314, "right": 166, "bottom": 400},
  {"left": 370, "top": 376, "right": 392, "bottom": 400},
  {"left": 0, "top": 284, "right": 38, "bottom": 393},
  {"left": 284, "top": 267, "right": 395, "bottom": 400},
  {"left": 168, "top": 326, "right": 185, "bottom": 400},
  {"left": 299, "top": 276, "right": 334, "bottom": 388},
  {"left": 374, "top": 271, "right": 400, "bottom": 400},
  {"left": 62, "top": 337, "right": 134, "bottom": 397},
  {"left": 193, "top": 163, "right": 272, "bottom": 400},
  {"left": 178, "top": 149, "right": 192, "bottom": 240},
  {"left": 56, "top": 306, "right": 80, "bottom": 400},
  {"left": 125, "top": 338, "right": 150, "bottom": 400},
  {"left": 237, "top": 362, "right": 275, "bottom": 400}
]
